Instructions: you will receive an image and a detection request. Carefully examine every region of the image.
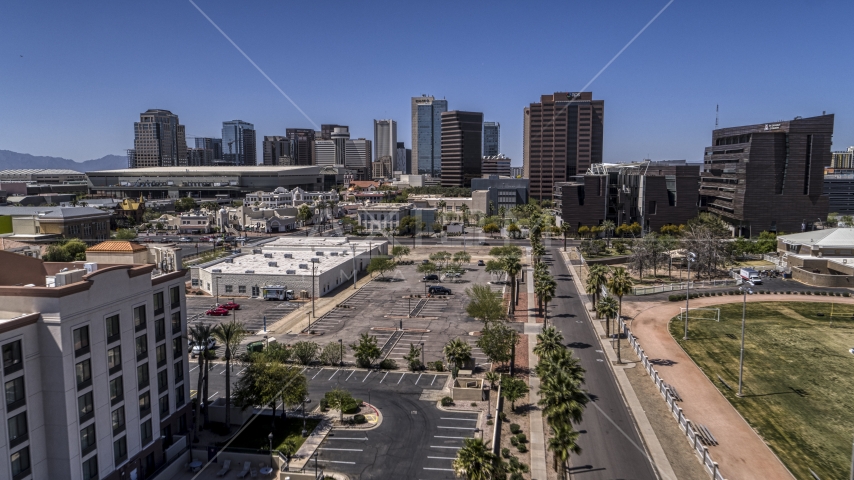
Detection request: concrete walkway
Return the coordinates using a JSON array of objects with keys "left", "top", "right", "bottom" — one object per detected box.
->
[
  {"left": 620, "top": 294, "right": 834, "bottom": 480},
  {"left": 526, "top": 264, "right": 548, "bottom": 480},
  {"left": 561, "top": 251, "right": 678, "bottom": 480}
]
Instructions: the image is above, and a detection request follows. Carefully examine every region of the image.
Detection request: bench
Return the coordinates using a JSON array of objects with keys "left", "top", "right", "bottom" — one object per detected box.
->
[
  {"left": 663, "top": 382, "right": 682, "bottom": 402},
  {"left": 694, "top": 423, "right": 719, "bottom": 446}
]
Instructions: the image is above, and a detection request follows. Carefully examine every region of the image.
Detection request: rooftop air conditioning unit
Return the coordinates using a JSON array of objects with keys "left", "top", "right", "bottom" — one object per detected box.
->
[
  {"left": 83, "top": 262, "right": 98, "bottom": 274},
  {"left": 268, "top": 262, "right": 278, "bottom": 267},
  {"left": 264, "top": 253, "right": 273, "bottom": 258},
  {"left": 330, "top": 252, "right": 339, "bottom": 256},
  {"left": 286, "top": 269, "right": 296, "bottom": 274},
  {"left": 284, "top": 253, "right": 293, "bottom": 258},
  {"left": 299, "top": 264, "right": 308, "bottom": 269},
  {"left": 252, "top": 249, "right": 262, "bottom": 254},
  {"left": 316, "top": 251, "right": 324, "bottom": 256},
  {"left": 212, "top": 269, "right": 222, "bottom": 273},
  {"left": 245, "top": 270, "right": 255, "bottom": 273},
  {"left": 225, "top": 259, "right": 233, "bottom": 263}
]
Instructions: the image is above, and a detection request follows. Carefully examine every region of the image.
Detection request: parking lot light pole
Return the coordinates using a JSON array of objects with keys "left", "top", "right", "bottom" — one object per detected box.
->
[
  {"left": 311, "top": 259, "right": 319, "bottom": 318},
  {"left": 338, "top": 339, "right": 343, "bottom": 367},
  {"left": 738, "top": 284, "right": 753, "bottom": 397},
  {"left": 268, "top": 432, "right": 274, "bottom": 467},
  {"left": 684, "top": 252, "right": 696, "bottom": 340},
  {"left": 351, "top": 244, "right": 357, "bottom": 289},
  {"left": 420, "top": 342, "right": 425, "bottom": 369}
]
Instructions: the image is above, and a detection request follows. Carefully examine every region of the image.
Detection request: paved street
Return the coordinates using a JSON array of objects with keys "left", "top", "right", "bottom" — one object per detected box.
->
[{"left": 545, "top": 246, "right": 659, "bottom": 480}]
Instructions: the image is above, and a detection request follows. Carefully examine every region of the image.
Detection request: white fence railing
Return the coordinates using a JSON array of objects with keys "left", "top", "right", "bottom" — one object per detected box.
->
[
  {"left": 621, "top": 319, "right": 727, "bottom": 480},
  {"left": 632, "top": 279, "right": 738, "bottom": 296}
]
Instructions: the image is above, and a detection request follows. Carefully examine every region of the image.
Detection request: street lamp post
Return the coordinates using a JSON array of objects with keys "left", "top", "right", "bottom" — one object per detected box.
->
[
  {"left": 311, "top": 258, "right": 319, "bottom": 318},
  {"left": 302, "top": 398, "right": 307, "bottom": 436},
  {"left": 268, "top": 432, "right": 274, "bottom": 468},
  {"left": 351, "top": 244, "right": 357, "bottom": 289},
  {"left": 338, "top": 339, "right": 343, "bottom": 367},
  {"left": 738, "top": 284, "right": 753, "bottom": 397},
  {"left": 683, "top": 252, "right": 696, "bottom": 340},
  {"left": 420, "top": 342, "right": 425, "bottom": 370}
]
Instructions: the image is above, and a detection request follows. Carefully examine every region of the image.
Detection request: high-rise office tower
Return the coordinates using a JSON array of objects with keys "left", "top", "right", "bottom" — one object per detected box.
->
[
  {"left": 194, "top": 137, "right": 222, "bottom": 162},
  {"left": 524, "top": 92, "right": 604, "bottom": 200},
  {"left": 129, "top": 109, "right": 187, "bottom": 168},
  {"left": 320, "top": 124, "right": 345, "bottom": 141},
  {"left": 482, "top": 154, "right": 512, "bottom": 177},
  {"left": 411, "top": 95, "right": 448, "bottom": 176},
  {"left": 187, "top": 147, "right": 212, "bottom": 166},
  {"left": 396, "top": 142, "right": 412, "bottom": 174},
  {"left": 346, "top": 138, "right": 372, "bottom": 179},
  {"left": 700, "top": 114, "right": 834, "bottom": 236},
  {"left": 221, "top": 120, "right": 257, "bottom": 166},
  {"left": 483, "top": 122, "right": 500, "bottom": 156},
  {"left": 286, "top": 128, "right": 316, "bottom": 166},
  {"left": 313, "top": 140, "right": 338, "bottom": 166},
  {"left": 331, "top": 127, "right": 350, "bottom": 166},
  {"left": 441, "top": 111, "right": 483, "bottom": 188},
  {"left": 263, "top": 136, "right": 291, "bottom": 165},
  {"left": 374, "top": 119, "right": 398, "bottom": 162}
]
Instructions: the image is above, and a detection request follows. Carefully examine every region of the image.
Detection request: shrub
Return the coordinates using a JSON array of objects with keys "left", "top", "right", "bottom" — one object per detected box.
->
[
  {"left": 499, "top": 412, "right": 508, "bottom": 422},
  {"left": 516, "top": 433, "right": 527, "bottom": 443},
  {"left": 353, "top": 414, "right": 366, "bottom": 424},
  {"left": 432, "top": 361, "right": 445, "bottom": 372},
  {"left": 486, "top": 419, "right": 494, "bottom": 426},
  {"left": 379, "top": 359, "right": 398, "bottom": 370},
  {"left": 320, "top": 398, "right": 328, "bottom": 411},
  {"left": 510, "top": 474, "right": 524, "bottom": 480},
  {"left": 509, "top": 423, "right": 521, "bottom": 434},
  {"left": 517, "top": 443, "right": 528, "bottom": 453},
  {"left": 441, "top": 397, "right": 454, "bottom": 407},
  {"left": 807, "top": 291, "right": 813, "bottom": 295},
  {"left": 501, "top": 448, "right": 511, "bottom": 459},
  {"left": 510, "top": 436, "right": 519, "bottom": 446},
  {"left": 470, "top": 402, "right": 478, "bottom": 407}
]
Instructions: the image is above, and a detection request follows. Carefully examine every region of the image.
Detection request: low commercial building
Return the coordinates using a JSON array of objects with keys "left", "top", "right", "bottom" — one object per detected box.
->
[
  {"left": 86, "top": 241, "right": 185, "bottom": 274},
  {"left": 554, "top": 160, "right": 700, "bottom": 233},
  {"left": 823, "top": 173, "right": 854, "bottom": 215},
  {"left": 0, "top": 251, "right": 190, "bottom": 480},
  {"left": 244, "top": 187, "right": 338, "bottom": 208},
  {"left": 0, "top": 169, "right": 87, "bottom": 184},
  {"left": 0, "top": 206, "right": 112, "bottom": 241},
  {"left": 192, "top": 238, "right": 386, "bottom": 298},
  {"left": 217, "top": 205, "right": 298, "bottom": 233},
  {"left": 776, "top": 228, "right": 854, "bottom": 287},
  {"left": 357, "top": 203, "right": 413, "bottom": 233},
  {"left": 470, "top": 176, "right": 529, "bottom": 216}
]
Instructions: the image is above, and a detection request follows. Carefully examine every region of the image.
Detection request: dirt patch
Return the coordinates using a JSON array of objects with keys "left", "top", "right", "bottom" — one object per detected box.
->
[{"left": 499, "top": 391, "right": 533, "bottom": 480}]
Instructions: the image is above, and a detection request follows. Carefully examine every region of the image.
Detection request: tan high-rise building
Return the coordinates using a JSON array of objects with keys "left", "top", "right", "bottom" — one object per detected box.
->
[
  {"left": 129, "top": 110, "right": 187, "bottom": 168},
  {"left": 523, "top": 92, "right": 604, "bottom": 200}
]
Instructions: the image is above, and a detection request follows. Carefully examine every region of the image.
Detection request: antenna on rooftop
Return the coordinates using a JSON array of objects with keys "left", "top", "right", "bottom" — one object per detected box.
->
[{"left": 715, "top": 104, "right": 719, "bottom": 130}]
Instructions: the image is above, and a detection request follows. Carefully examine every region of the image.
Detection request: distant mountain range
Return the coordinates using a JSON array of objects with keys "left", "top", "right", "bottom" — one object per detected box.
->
[{"left": 0, "top": 150, "right": 127, "bottom": 172}]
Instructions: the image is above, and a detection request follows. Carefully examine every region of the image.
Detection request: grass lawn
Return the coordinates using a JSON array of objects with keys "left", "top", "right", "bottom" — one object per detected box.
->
[
  {"left": 222, "top": 416, "right": 320, "bottom": 452},
  {"left": 670, "top": 302, "right": 854, "bottom": 480}
]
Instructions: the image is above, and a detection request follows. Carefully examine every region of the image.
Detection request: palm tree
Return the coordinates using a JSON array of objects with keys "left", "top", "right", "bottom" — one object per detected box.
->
[
  {"left": 596, "top": 295, "right": 619, "bottom": 339},
  {"left": 535, "top": 347, "right": 585, "bottom": 386},
  {"left": 498, "top": 206, "right": 506, "bottom": 227},
  {"left": 548, "top": 423, "right": 582, "bottom": 480},
  {"left": 533, "top": 326, "right": 564, "bottom": 359},
  {"left": 560, "top": 222, "right": 573, "bottom": 251},
  {"left": 607, "top": 267, "right": 634, "bottom": 364},
  {"left": 501, "top": 254, "right": 522, "bottom": 315},
  {"left": 484, "top": 371, "right": 500, "bottom": 390},
  {"left": 539, "top": 374, "right": 588, "bottom": 427},
  {"left": 585, "top": 264, "right": 608, "bottom": 313},
  {"left": 453, "top": 437, "right": 498, "bottom": 480},
  {"left": 443, "top": 338, "right": 472, "bottom": 375},
  {"left": 500, "top": 376, "right": 529, "bottom": 412},
  {"left": 188, "top": 323, "right": 213, "bottom": 440},
  {"left": 534, "top": 274, "right": 556, "bottom": 324},
  {"left": 532, "top": 242, "right": 546, "bottom": 264},
  {"left": 601, "top": 220, "right": 616, "bottom": 247},
  {"left": 211, "top": 319, "right": 247, "bottom": 433},
  {"left": 437, "top": 200, "right": 447, "bottom": 225}
]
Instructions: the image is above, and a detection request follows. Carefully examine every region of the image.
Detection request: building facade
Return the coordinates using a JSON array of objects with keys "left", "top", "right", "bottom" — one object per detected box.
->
[
  {"left": 129, "top": 110, "right": 187, "bottom": 169},
  {"left": 440, "top": 111, "right": 483, "bottom": 188},
  {"left": 483, "top": 122, "right": 500, "bottom": 156},
  {"left": 481, "top": 154, "right": 512, "bottom": 177},
  {"left": 313, "top": 140, "right": 338, "bottom": 167},
  {"left": 357, "top": 204, "right": 413, "bottom": 232},
  {"left": 554, "top": 160, "right": 700, "bottom": 233},
  {"left": 221, "top": 120, "right": 256, "bottom": 166},
  {"left": 373, "top": 120, "right": 398, "bottom": 164},
  {"left": 395, "top": 142, "right": 412, "bottom": 175},
  {"left": 286, "top": 129, "right": 316, "bottom": 166},
  {"left": 523, "top": 92, "right": 604, "bottom": 200},
  {"left": 411, "top": 95, "right": 448, "bottom": 176},
  {"left": 831, "top": 146, "right": 854, "bottom": 169},
  {"left": 194, "top": 138, "right": 222, "bottom": 164},
  {"left": 470, "top": 176, "right": 529, "bottom": 216},
  {"left": 0, "top": 206, "right": 112, "bottom": 241},
  {"left": 262, "top": 136, "right": 291, "bottom": 166},
  {"left": 245, "top": 187, "right": 339, "bottom": 208},
  {"left": 0, "top": 252, "right": 190, "bottom": 480},
  {"left": 699, "top": 114, "right": 834, "bottom": 236},
  {"left": 824, "top": 173, "right": 854, "bottom": 215}
]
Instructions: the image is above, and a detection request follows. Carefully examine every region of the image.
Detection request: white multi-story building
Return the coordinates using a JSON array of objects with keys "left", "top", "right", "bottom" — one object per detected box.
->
[
  {"left": 373, "top": 120, "right": 397, "bottom": 162},
  {"left": 357, "top": 203, "right": 413, "bottom": 232},
  {"left": 313, "top": 140, "right": 338, "bottom": 167},
  {"left": 0, "top": 251, "right": 190, "bottom": 480},
  {"left": 244, "top": 187, "right": 339, "bottom": 209}
]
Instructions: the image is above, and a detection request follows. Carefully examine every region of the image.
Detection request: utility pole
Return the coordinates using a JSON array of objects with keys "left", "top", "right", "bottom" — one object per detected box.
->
[
  {"left": 684, "top": 252, "right": 695, "bottom": 340},
  {"left": 351, "top": 243, "right": 357, "bottom": 289},
  {"left": 738, "top": 284, "right": 753, "bottom": 397},
  {"left": 311, "top": 258, "right": 318, "bottom": 318}
]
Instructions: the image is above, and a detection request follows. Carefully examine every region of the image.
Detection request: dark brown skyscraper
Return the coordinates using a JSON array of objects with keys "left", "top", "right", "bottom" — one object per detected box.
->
[
  {"left": 286, "top": 128, "right": 316, "bottom": 165},
  {"left": 524, "top": 92, "right": 604, "bottom": 200},
  {"left": 700, "top": 114, "right": 834, "bottom": 236},
  {"left": 440, "top": 111, "right": 483, "bottom": 188}
]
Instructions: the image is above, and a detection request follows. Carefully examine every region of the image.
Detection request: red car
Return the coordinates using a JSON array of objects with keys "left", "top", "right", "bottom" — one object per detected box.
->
[
  {"left": 206, "top": 307, "right": 229, "bottom": 316},
  {"left": 221, "top": 301, "right": 240, "bottom": 310}
]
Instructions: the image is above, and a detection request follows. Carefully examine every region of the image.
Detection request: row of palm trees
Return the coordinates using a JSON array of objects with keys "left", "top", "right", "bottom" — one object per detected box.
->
[
  {"left": 531, "top": 232, "right": 557, "bottom": 324},
  {"left": 188, "top": 318, "right": 248, "bottom": 441},
  {"left": 585, "top": 264, "right": 635, "bottom": 363},
  {"left": 534, "top": 326, "right": 588, "bottom": 480}
]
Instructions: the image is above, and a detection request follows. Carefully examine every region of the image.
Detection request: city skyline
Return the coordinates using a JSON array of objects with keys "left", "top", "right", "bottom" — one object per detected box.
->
[{"left": 2, "top": 1, "right": 854, "bottom": 166}]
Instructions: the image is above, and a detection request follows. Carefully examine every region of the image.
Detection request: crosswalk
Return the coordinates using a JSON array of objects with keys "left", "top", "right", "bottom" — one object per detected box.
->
[{"left": 303, "top": 366, "right": 449, "bottom": 389}]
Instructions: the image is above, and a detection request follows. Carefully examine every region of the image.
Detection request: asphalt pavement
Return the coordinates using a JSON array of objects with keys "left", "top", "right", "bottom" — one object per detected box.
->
[{"left": 545, "top": 246, "right": 659, "bottom": 480}]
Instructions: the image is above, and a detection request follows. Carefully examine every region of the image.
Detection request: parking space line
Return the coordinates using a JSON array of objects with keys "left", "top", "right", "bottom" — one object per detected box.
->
[
  {"left": 431, "top": 375, "right": 437, "bottom": 385},
  {"left": 424, "top": 467, "right": 455, "bottom": 471},
  {"left": 438, "top": 426, "right": 476, "bottom": 430},
  {"left": 440, "top": 417, "right": 478, "bottom": 421},
  {"left": 415, "top": 373, "right": 423, "bottom": 384},
  {"left": 315, "top": 460, "right": 356, "bottom": 465},
  {"left": 300, "top": 367, "right": 308, "bottom": 374},
  {"left": 397, "top": 373, "right": 406, "bottom": 384},
  {"left": 427, "top": 456, "right": 456, "bottom": 460},
  {"left": 312, "top": 369, "right": 325, "bottom": 380},
  {"left": 362, "top": 371, "right": 371, "bottom": 382},
  {"left": 429, "top": 446, "right": 460, "bottom": 449},
  {"left": 380, "top": 372, "right": 389, "bottom": 383},
  {"left": 328, "top": 369, "right": 340, "bottom": 380},
  {"left": 208, "top": 392, "right": 219, "bottom": 401},
  {"left": 318, "top": 447, "right": 363, "bottom": 452},
  {"left": 190, "top": 365, "right": 199, "bottom": 372},
  {"left": 434, "top": 435, "right": 466, "bottom": 439},
  {"left": 345, "top": 370, "right": 356, "bottom": 381}
]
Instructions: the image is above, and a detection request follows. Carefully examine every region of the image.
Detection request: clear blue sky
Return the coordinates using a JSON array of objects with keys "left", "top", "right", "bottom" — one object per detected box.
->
[{"left": 2, "top": 0, "right": 853, "bottom": 166}]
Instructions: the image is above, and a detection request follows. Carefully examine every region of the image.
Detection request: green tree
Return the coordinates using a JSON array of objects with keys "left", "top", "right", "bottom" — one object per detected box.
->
[
  {"left": 596, "top": 295, "right": 619, "bottom": 339},
  {"left": 535, "top": 347, "right": 585, "bottom": 386},
  {"left": 114, "top": 228, "right": 138, "bottom": 240},
  {"left": 324, "top": 388, "right": 356, "bottom": 422},
  {"left": 211, "top": 320, "right": 247, "bottom": 433},
  {"left": 174, "top": 196, "right": 198, "bottom": 212},
  {"left": 607, "top": 267, "right": 634, "bottom": 363},
  {"left": 391, "top": 245, "right": 411, "bottom": 262},
  {"left": 577, "top": 225, "right": 590, "bottom": 239},
  {"left": 443, "top": 337, "right": 472, "bottom": 375},
  {"left": 403, "top": 343, "right": 423, "bottom": 371},
  {"left": 483, "top": 223, "right": 500, "bottom": 237},
  {"left": 453, "top": 251, "right": 471, "bottom": 265},
  {"left": 500, "top": 376, "right": 529, "bottom": 412},
  {"left": 538, "top": 371, "right": 588, "bottom": 427},
  {"left": 585, "top": 264, "right": 608, "bottom": 313},
  {"left": 484, "top": 259, "right": 506, "bottom": 283},
  {"left": 233, "top": 355, "right": 308, "bottom": 427},
  {"left": 201, "top": 201, "right": 219, "bottom": 212},
  {"left": 297, "top": 204, "right": 313, "bottom": 226},
  {"left": 416, "top": 261, "right": 437, "bottom": 276},
  {"left": 476, "top": 322, "right": 517, "bottom": 368},
  {"left": 319, "top": 342, "right": 342, "bottom": 366},
  {"left": 453, "top": 437, "right": 499, "bottom": 480},
  {"left": 549, "top": 423, "right": 582, "bottom": 480},
  {"left": 188, "top": 323, "right": 214, "bottom": 436},
  {"left": 349, "top": 333, "right": 382, "bottom": 368},
  {"left": 534, "top": 272, "right": 556, "bottom": 324},
  {"left": 465, "top": 284, "right": 506, "bottom": 323},
  {"left": 601, "top": 220, "right": 616, "bottom": 247},
  {"left": 291, "top": 341, "right": 320, "bottom": 365},
  {"left": 485, "top": 371, "right": 500, "bottom": 390},
  {"left": 429, "top": 251, "right": 452, "bottom": 269},
  {"left": 264, "top": 342, "right": 292, "bottom": 363},
  {"left": 754, "top": 231, "right": 778, "bottom": 254},
  {"left": 367, "top": 256, "right": 396, "bottom": 278},
  {"left": 499, "top": 254, "right": 522, "bottom": 315},
  {"left": 507, "top": 223, "right": 521, "bottom": 238},
  {"left": 533, "top": 326, "right": 564, "bottom": 359}
]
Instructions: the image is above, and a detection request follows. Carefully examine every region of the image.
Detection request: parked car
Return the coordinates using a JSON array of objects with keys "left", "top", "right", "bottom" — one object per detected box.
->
[
  {"left": 478, "top": 241, "right": 488, "bottom": 246},
  {"left": 422, "top": 259, "right": 430, "bottom": 264},
  {"left": 178, "top": 237, "right": 192, "bottom": 243},
  {"left": 224, "top": 235, "right": 236, "bottom": 242},
  {"left": 477, "top": 260, "right": 485, "bottom": 266},
  {"left": 221, "top": 301, "right": 240, "bottom": 310},
  {"left": 422, "top": 274, "right": 439, "bottom": 282},
  {"left": 428, "top": 286, "right": 452, "bottom": 295},
  {"left": 190, "top": 338, "right": 217, "bottom": 355},
  {"left": 205, "top": 307, "right": 229, "bottom": 316},
  {"left": 235, "top": 236, "right": 247, "bottom": 241},
  {"left": 199, "top": 236, "right": 210, "bottom": 242}
]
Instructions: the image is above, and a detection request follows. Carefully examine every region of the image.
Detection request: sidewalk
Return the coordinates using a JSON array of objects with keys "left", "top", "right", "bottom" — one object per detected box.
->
[
  {"left": 621, "top": 295, "right": 846, "bottom": 480},
  {"left": 525, "top": 264, "right": 548, "bottom": 480}
]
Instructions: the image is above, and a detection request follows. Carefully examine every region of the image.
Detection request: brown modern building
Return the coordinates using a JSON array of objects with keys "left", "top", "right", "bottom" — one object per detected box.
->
[
  {"left": 554, "top": 160, "right": 700, "bottom": 233},
  {"left": 262, "top": 136, "right": 291, "bottom": 166},
  {"left": 524, "top": 92, "right": 604, "bottom": 200},
  {"left": 286, "top": 128, "right": 316, "bottom": 166},
  {"left": 440, "top": 111, "right": 483, "bottom": 188},
  {"left": 700, "top": 114, "right": 834, "bottom": 237}
]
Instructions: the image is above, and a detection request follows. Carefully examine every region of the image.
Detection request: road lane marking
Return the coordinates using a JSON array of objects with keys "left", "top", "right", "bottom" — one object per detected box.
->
[
  {"left": 315, "top": 460, "right": 356, "bottom": 464},
  {"left": 429, "top": 446, "right": 460, "bottom": 449},
  {"left": 325, "top": 437, "right": 368, "bottom": 441},
  {"left": 346, "top": 370, "right": 356, "bottom": 381},
  {"left": 434, "top": 436, "right": 466, "bottom": 439},
  {"left": 328, "top": 369, "right": 340, "bottom": 380},
  {"left": 380, "top": 372, "right": 389, "bottom": 383},
  {"left": 362, "top": 370, "right": 371, "bottom": 382},
  {"left": 397, "top": 373, "right": 406, "bottom": 384},
  {"left": 415, "top": 373, "right": 423, "bottom": 384},
  {"left": 440, "top": 417, "right": 478, "bottom": 421},
  {"left": 318, "top": 448, "right": 362, "bottom": 452},
  {"left": 312, "top": 369, "right": 325, "bottom": 380}
]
